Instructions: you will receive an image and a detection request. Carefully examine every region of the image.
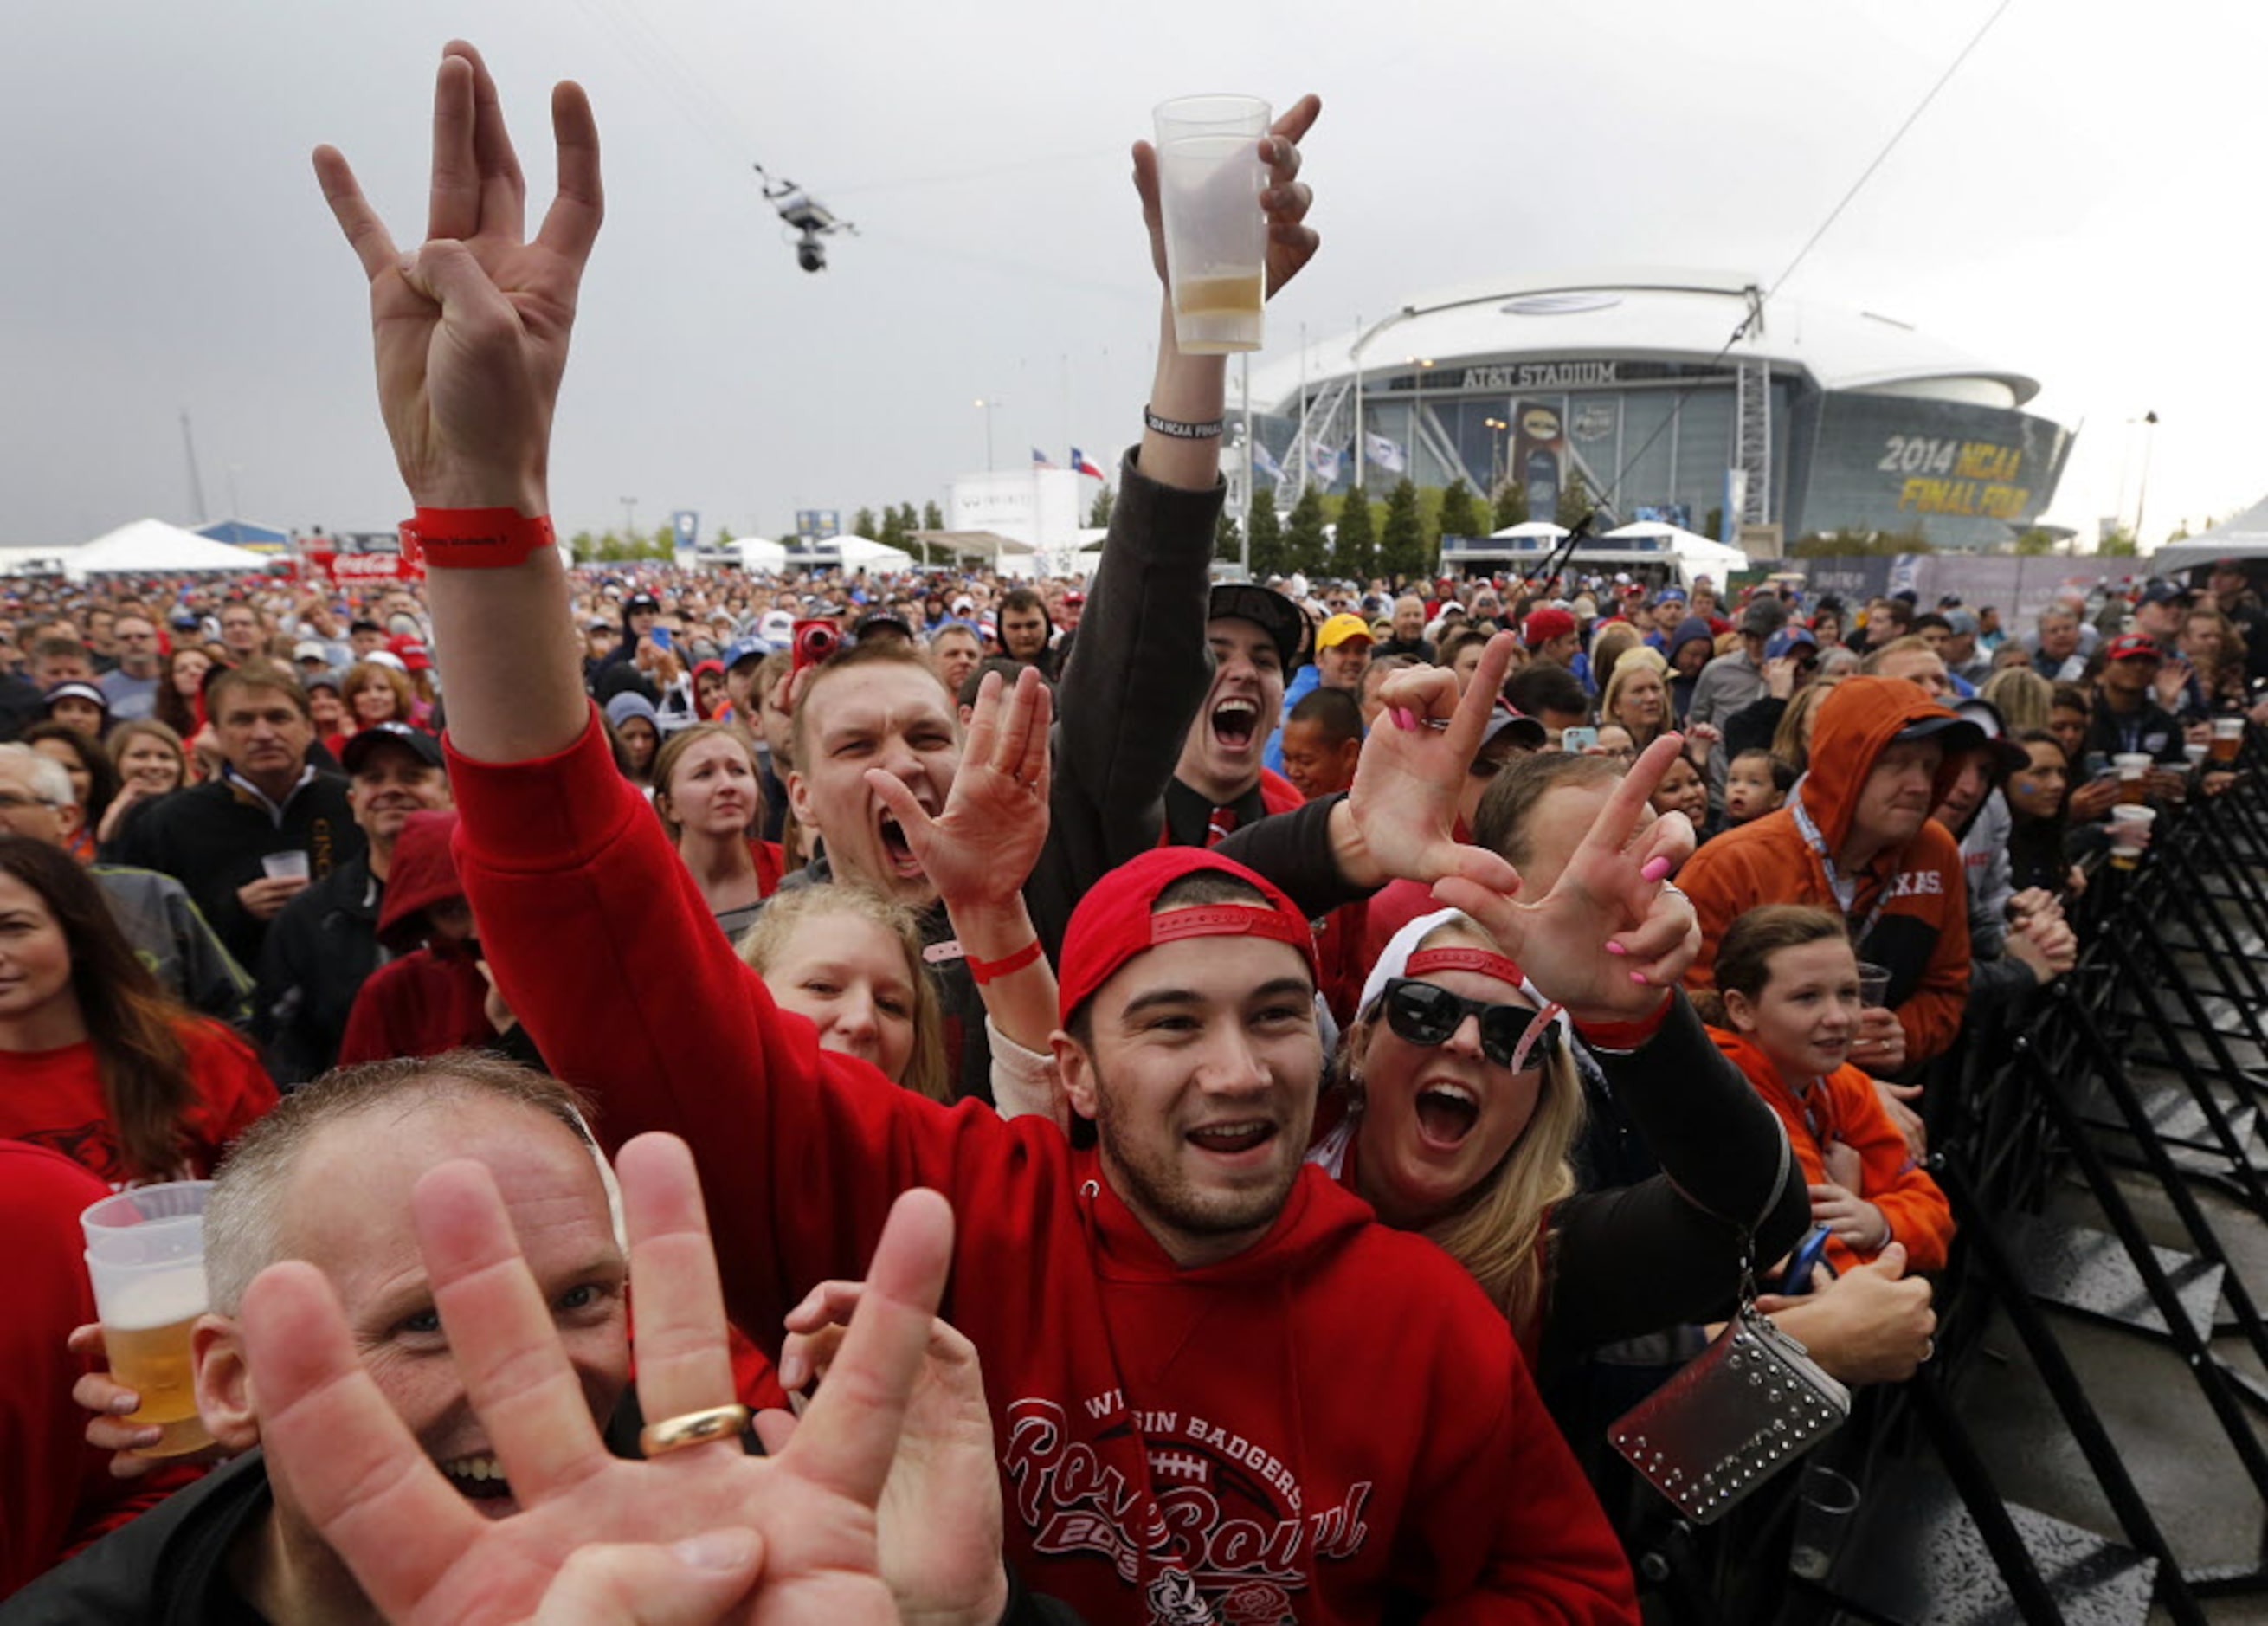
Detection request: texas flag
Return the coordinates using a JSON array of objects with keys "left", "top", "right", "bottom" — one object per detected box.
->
[
  {"left": 1032, "top": 448, "right": 1058, "bottom": 469},
  {"left": 1072, "top": 447, "right": 1105, "bottom": 479}
]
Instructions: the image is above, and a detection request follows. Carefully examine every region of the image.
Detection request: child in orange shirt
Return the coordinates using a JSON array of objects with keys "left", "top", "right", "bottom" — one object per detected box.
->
[{"left": 1700, "top": 904, "right": 1953, "bottom": 1279}]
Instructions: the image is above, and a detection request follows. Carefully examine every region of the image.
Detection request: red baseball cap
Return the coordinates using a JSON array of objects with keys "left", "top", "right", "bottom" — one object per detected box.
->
[
  {"left": 1057, "top": 848, "right": 1318, "bottom": 1024},
  {"left": 2105, "top": 633, "right": 2162, "bottom": 663},
  {"left": 1522, "top": 606, "right": 1576, "bottom": 647},
  {"left": 388, "top": 633, "right": 435, "bottom": 672}
]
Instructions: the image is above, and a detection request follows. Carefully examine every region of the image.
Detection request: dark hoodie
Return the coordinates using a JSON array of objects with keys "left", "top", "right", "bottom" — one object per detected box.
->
[
  {"left": 336, "top": 810, "right": 495, "bottom": 1065},
  {"left": 1665, "top": 616, "right": 1716, "bottom": 720},
  {"left": 1678, "top": 676, "right": 1974, "bottom": 1065}
]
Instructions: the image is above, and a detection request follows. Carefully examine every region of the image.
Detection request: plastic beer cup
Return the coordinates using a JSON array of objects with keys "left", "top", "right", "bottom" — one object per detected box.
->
[
  {"left": 2112, "top": 752, "right": 2153, "bottom": 806},
  {"left": 2109, "top": 804, "right": 2155, "bottom": 871},
  {"left": 2213, "top": 716, "right": 2245, "bottom": 764},
  {"left": 1152, "top": 94, "right": 1272, "bottom": 354},
  {"left": 82, "top": 1181, "right": 215, "bottom": 1457}
]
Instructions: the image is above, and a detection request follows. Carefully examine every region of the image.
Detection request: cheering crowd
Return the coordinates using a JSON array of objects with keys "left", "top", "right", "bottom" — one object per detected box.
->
[{"left": 2, "top": 40, "right": 2261, "bottom": 1625}]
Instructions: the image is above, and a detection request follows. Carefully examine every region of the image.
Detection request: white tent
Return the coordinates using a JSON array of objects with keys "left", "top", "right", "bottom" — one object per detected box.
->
[
  {"left": 66, "top": 519, "right": 273, "bottom": 581},
  {"left": 730, "top": 537, "right": 789, "bottom": 571},
  {"left": 826, "top": 534, "right": 914, "bottom": 573},
  {"left": 2153, "top": 494, "right": 2268, "bottom": 577},
  {"left": 1491, "top": 520, "right": 1571, "bottom": 540},
  {"left": 1602, "top": 521, "right": 1749, "bottom": 578}
]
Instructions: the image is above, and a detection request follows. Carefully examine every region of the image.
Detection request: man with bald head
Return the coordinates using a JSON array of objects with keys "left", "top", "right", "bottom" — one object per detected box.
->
[{"left": 1376, "top": 594, "right": 1435, "bottom": 662}]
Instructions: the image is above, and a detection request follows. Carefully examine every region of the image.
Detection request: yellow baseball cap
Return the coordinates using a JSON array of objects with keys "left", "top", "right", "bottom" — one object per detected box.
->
[{"left": 1316, "top": 612, "right": 1375, "bottom": 651}]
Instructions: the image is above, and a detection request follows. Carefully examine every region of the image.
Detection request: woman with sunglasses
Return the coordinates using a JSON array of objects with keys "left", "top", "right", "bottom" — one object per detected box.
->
[{"left": 1318, "top": 890, "right": 1805, "bottom": 1371}]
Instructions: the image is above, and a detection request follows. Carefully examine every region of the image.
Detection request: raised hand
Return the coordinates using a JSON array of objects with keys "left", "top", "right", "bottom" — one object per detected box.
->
[
  {"left": 1433, "top": 731, "right": 1699, "bottom": 1024},
  {"left": 1131, "top": 95, "right": 1322, "bottom": 298},
  {"left": 867, "top": 666, "right": 1051, "bottom": 916},
  {"left": 242, "top": 1136, "right": 957, "bottom": 1625},
  {"left": 1338, "top": 632, "right": 1524, "bottom": 895},
  {"left": 312, "top": 40, "right": 602, "bottom": 514},
  {"left": 771, "top": 1281, "right": 1007, "bottom": 1626}
]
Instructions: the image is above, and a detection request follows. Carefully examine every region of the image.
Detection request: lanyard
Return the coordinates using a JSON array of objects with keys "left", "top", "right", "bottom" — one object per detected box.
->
[{"left": 1789, "top": 791, "right": 1895, "bottom": 947}]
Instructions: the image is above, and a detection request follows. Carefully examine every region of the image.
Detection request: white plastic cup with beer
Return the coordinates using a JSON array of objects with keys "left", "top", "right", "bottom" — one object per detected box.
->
[
  {"left": 2212, "top": 715, "right": 2245, "bottom": 765},
  {"left": 2112, "top": 752, "right": 2154, "bottom": 806},
  {"left": 81, "top": 1181, "right": 215, "bottom": 1458},
  {"left": 1152, "top": 94, "right": 1272, "bottom": 354},
  {"left": 2109, "top": 804, "right": 2156, "bottom": 871}
]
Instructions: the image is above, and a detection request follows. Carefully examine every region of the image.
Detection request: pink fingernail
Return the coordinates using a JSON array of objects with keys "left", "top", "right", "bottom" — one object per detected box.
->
[
  {"left": 1604, "top": 940, "right": 1627, "bottom": 956},
  {"left": 1640, "top": 857, "right": 1672, "bottom": 882},
  {"left": 1394, "top": 707, "right": 1417, "bottom": 731},
  {"left": 1630, "top": 971, "right": 1651, "bottom": 985}
]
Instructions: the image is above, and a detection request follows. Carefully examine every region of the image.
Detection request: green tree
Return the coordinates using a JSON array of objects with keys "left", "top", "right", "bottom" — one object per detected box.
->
[
  {"left": 878, "top": 505, "right": 908, "bottom": 553},
  {"left": 1332, "top": 486, "right": 1377, "bottom": 580},
  {"left": 2099, "top": 524, "right": 2139, "bottom": 557},
  {"left": 1247, "top": 487, "right": 1288, "bottom": 578},
  {"left": 1378, "top": 478, "right": 1427, "bottom": 583},
  {"left": 923, "top": 500, "right": 944, "bottom": 532},
  {"left": 1088, "top": 486, "right": 1115, "bottom": 528},
  {"left": 1492, "top": 481, "right": 1528, "bottom": 532},
  {"left": 1553, "top": 469, "right": 1595, "bottom": 533},
  {"left": 1215, "top": 509, "right": 1242, "bottom": 563},
  {"left": 2012, "top": 526, "right": 2055, "bottom": 557},
  {"left": 1284, "top": 487, "right": 1330, "bottom": 577},
  {"left": 1437, "top": 479, "right": 1484, "bottom": 550},
  {"left": 648, "top": 523, "right": 675, "bottom": 560},
  {"left": 715, "top": 525, "right": 735, "bottom": 545},
  {"left": 1704, "top": 507, "right": 1724, "bottom": 543},
  {"left": 894, "top": 502, "right": 922, "bottom": 563},
  {"left": 851, "top": 507, "right": 878, "bottom": 539},
  {"left": 569, "top": 529, "right": 599, "bottom": 563}
]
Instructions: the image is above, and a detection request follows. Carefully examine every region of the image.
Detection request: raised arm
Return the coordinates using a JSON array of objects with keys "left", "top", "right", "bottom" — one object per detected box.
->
[
  {"left": 1026, "top": 98, "right": 1321, "bottom": 953},
  {"left": 312, "top": 40, "right": 596, "bottom": 762}
]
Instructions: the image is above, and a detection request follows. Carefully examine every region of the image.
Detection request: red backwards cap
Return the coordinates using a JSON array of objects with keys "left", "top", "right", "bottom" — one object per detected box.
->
[{"left": 1057, "top": 847, "right": 1318, "bottom": 1024}]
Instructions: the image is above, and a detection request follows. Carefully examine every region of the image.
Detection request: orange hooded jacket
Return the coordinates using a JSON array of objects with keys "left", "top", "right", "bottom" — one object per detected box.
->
[
  {"left": 1678, "top": 677, "right": 1974, "bottom": 1065},
  {"left": 1711, "top": 1028, "right": 1954, "bottom": 1276}
]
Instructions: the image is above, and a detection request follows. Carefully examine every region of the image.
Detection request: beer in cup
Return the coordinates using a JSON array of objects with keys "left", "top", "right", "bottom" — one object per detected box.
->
[
  {"left": 1152, "top": 94, "right": 1272, "bottom": 354},
  {"left": 2109, "top": 804, "right": 2156, "bottom": 871},
  {"left": 261, "top": 849, "right": 312, "bottom": 883},
  {"left": 81, "top": 1181, "right": 215, "bottom": 1458},
  {"left": 2185, "top": 742, "right": 2212, "bottom": 774},
  {"left": 2213, "top": 716, "right": 2245, "bottom": 764},
  {"left": 2113, "top": 752, "right": 2154, "bottom": 806},
  {"left": 1856, "top": 962, "right": 1892, "bottom": 1010}
]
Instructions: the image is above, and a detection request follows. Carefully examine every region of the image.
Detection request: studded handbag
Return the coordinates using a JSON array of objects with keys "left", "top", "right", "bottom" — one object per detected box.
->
[{"left": 1605, "top": 1125, "right": 1852, "bottom": 1523}]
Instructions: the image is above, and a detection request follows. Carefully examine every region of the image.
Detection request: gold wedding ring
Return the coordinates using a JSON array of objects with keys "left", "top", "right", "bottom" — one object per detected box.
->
[{"left": 637, "top": 1403, "right": 751, "bottom": 1459}]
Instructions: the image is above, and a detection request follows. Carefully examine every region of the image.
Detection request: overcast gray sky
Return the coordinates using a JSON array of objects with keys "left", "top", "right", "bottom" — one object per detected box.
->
[{"left": 5, "top": 1, "right": 2261, "bottom": 554}]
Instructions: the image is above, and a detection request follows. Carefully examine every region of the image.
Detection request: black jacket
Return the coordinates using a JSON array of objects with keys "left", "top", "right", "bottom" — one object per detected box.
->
[
  {"left": 1021, "top": 449, "right": 1224, "bottom": 959},
  {"left": 0, "top": 1444, "right": 1086, "bottom": 1626},
  {"left": 251, "top": 851, "right": 383, "bottom": 1086},
  {"left": 110, "top": 768, "right": 364, "bottom": 967}
]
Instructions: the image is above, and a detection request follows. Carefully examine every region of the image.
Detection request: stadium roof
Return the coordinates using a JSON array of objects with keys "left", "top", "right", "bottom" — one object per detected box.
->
[{"left": 1247, "top": 268, "right": 2039, "bottom": 413}]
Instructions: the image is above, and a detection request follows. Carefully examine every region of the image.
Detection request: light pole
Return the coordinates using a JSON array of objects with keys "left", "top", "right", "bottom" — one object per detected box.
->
[
  {"left": 974, "top": 397, "right": 1006, "bottom": 473},
  {"left": 2133, "top": 410, "right": 2160, "bottom": 552},
  {"left": 1483, "top": 416, "right": 1509, "bottom": 495},
  {"left": 1409, "top": 358, "right": 1434, "bottom": 487}
]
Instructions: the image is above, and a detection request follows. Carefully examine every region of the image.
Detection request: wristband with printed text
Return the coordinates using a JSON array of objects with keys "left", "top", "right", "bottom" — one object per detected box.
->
[{"left": 400, "top": 507, "right": 557, "bottom": 570}]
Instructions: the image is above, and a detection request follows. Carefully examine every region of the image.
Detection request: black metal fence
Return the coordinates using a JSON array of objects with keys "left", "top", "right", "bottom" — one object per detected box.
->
[{"left": 1636, "top": 738, "right": 2268, "bottom": 1625}]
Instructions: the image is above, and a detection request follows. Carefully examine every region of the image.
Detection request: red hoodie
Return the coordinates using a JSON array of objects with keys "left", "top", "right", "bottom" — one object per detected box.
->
[
  {"left": 1677, "top": 676, "right": 1973, "bottom": 1065},
  {"left": 338, "top": 810, "right": 494, "bottom": 1067},
  {"left": 450, "top": 710, "right": 1636, "bottom": 1626}
]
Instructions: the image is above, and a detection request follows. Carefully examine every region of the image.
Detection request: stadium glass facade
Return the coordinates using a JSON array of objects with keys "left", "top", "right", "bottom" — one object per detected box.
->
[{"left": 1258, "top": 358, "right": 2071, "bottom": 551}]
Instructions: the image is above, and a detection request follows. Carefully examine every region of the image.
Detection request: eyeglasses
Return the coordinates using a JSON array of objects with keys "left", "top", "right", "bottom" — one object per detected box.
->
[
  {"left": 1376, "top": 978, "right": 1559, "bottom": 1069},
  {"left": 0, "top": 792, "right": 58, "bottom": 811}
]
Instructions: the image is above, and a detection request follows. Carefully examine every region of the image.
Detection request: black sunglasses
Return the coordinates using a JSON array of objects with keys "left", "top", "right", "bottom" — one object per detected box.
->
[{"left": 1378, "top": 978, "right": 1559, "bottom": 1069}]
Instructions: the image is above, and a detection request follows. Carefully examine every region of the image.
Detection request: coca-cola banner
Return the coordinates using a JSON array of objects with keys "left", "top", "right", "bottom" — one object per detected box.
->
[{"left": 300, "top": 548, "right": 425, "bottom": 584}]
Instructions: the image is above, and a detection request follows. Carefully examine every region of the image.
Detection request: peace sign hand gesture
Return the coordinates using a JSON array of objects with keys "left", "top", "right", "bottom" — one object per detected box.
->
[
  {"left": 1433, "top": 732, "right": 1699, "bottom": 1024},
  {"left": 242, "top": 1137, "right": 958, "bottom": 1626},
  {"left": 313, "top": 40, "right": 602, "bottom": 514}
]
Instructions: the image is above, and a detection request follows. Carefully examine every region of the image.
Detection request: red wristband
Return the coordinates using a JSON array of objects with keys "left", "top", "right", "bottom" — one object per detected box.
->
[
  {"left": 1572, "top": 992, "right": 1674, "bottom": 1052},
  {"left": 400, "top": 507, "right": 556, "bottom": 569},
  {"left": 965, "top": 939, "right": 1045, "bottom": 985}
]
